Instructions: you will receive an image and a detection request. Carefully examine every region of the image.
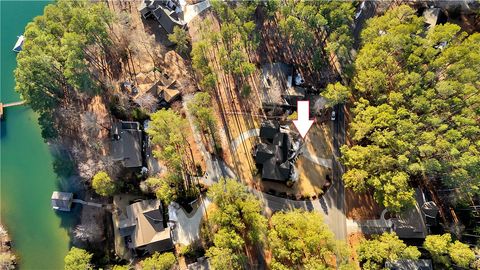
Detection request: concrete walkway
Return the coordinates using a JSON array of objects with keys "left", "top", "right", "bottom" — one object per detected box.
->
[
  {"left": 72, "top": 199, "right": 103, "bottom": 208},
  {"left": 183, "top": 0, "right": 211, "bottom": 23},
  {"left": 170, "top": 198, "right": 211, "bottom": 245},
  {"left": 231, "top": 128, "right": 259, "bottom": 152},
  {"left": 300, "top": 145, "right": 333, "bottom": 169}
]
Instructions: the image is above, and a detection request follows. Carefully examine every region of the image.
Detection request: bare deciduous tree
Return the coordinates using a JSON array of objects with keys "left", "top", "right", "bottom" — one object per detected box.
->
[
  {"left": 73, "top": 223, "right": 103, "bottom": 242},
  {"left": 135, "top": 92, "right": 158, "bottom": 113}
]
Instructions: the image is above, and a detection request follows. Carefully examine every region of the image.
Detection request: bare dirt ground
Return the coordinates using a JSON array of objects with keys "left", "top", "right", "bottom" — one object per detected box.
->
[
  {"left": 184, "top": 121, "right": 207, "bottom": 174},
  {"left": 304, "top": 122, "right": 334, "bottom": 158},
  {"left": 346, "top": 188, "right": 384, "bottom": 220},
  {"left": 348, "top": 232, "right": 364, "bottom": 270}
]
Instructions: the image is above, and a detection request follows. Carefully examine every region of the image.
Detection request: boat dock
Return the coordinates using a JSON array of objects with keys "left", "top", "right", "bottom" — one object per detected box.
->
[
  {"left": 0, "top": 100, "right": 26, "bottom": 119},
  {"left": 51, "top": 191, "right": 107, "bottom": 211}
]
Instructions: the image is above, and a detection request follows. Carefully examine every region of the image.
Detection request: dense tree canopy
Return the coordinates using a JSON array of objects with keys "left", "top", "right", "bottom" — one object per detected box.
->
[
  {"left": 168, "top": 26, "right": 190, "bottom": 55},
  {"left": 92, "top": 171, "right": 115, "bottom": 196},
  {"left": 146, "top": 109, "right": 197, "bottom": 202},
  {"left": 206, "top": 178, "right": 267, "bottom": 269},
  {"left": 141, "top": 252, "right": 176, "bottom": 270},
  {"left": 144, "top": 173, "right": 183, "bottom": 205},
  {"left": 357, "top": 232, "right": 420, "bottom": 270},
  {"left": 268, "top": 210, "right": 352, "bottom": 270},
  {"left": 277, "top": 0, "right": 355, "bottom": 66},
  {"left": 424, "top": 233, "right": 476, "bottom": 268},
  {"left": 342, "top": 5, "right": 480, "bottom": 211},
  {"left": 147, "top": 109, "right": 190, "bottom": 172},
  {"left": 64, "top": 247, "right": 93, "bottom": 270},
  {"left": 112, "top": 265, "right": 129, "bottom": 270},
  {"left": 322, "top": 82, "right": 350, "bottom": 107},
  {"left": 187, "top": 92, "right": 218, "bottom": 149},
  {"left": 15, "top": 0, "right": 113, "bottom": 139}
]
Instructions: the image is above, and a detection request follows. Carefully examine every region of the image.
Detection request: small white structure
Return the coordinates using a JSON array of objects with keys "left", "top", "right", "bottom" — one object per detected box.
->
[
  {"left": 12, "top": 35, "right": 24, "bottom": 53},
  {"left": 51, "top": 191, "right": 73, "bottom": 211}
]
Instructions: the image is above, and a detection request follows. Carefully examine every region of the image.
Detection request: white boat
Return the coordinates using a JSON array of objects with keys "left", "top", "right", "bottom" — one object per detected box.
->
[{"left": 12, "top": 35, "right": 25, "bottom": 53}]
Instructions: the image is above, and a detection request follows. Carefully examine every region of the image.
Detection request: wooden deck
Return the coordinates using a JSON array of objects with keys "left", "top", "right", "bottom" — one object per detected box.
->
[{"left": 0, "top": 100, "right": 26, "bottom": 119}]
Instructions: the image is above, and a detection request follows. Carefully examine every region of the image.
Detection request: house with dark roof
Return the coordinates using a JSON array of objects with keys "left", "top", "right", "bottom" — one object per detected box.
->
[
  {"left": 111, "top": 121, "right": 143, "bottom": 168},
  {"left": 390, "top": 188, "right": 438, "bottom": 239},
  {"left": 385, "top": 259, "right": 433, "bottom": 270},
  {"left": 138, "top": 0, "right": 186, "bottom": 34},
  {"left": 356, "top": 188, "right": 438, "bottom": 238},
  {"left": 118, "top": 199, "right": 173, "bottom": 255},
  {"left": 253, "top": 121, "right": 296, "bottom": 182},
  {"left": 259, "top": 120, "right": 280, "bottom": 140}
]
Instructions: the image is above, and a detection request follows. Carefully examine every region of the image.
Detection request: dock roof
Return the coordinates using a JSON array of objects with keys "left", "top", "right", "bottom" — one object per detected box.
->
[{"left": 51, "top": 191, "right": 73, "bottom": 211}]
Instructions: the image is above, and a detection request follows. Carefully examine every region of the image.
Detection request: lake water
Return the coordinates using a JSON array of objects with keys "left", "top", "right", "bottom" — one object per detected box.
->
[{"left": 1, "top": 1, "right": 76, "bottom": 269}]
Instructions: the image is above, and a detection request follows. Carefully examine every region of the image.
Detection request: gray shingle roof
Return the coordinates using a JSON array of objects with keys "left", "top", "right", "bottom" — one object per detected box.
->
[
  {"left": 385, "top": 259, "right": 433, "bottom": 270},
  {"left": 111, "top": 121, "right": 143, "bottom": 168},
  {"left": 119, "top": 200, "right": 173, "bottom": 253}
]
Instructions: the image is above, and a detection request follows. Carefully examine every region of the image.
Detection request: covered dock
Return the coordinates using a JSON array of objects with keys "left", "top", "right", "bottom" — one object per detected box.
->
[{"left": 51, "top": 191, "right": 73, "bottom": 211}]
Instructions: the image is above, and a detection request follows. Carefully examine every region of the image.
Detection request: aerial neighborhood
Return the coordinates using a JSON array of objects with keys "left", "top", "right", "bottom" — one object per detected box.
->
[{"left": 1, "top": 0, "right": 480, "bottom": 270}]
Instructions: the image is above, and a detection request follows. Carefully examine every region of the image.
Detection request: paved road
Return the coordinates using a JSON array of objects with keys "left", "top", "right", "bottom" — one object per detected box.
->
[
  {"left": 353, "top": 1, "right": 378, "bottom": 50},
  {"left": 322, "top": 104, "right": 347, "bottom": 240}
]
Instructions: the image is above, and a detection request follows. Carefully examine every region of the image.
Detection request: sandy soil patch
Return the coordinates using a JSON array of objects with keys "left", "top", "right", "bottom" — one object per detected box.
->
[
  {"left": 303, "top": 121, "right": 334, "bottom": 159},
  {"left": 348, "top": 232, "right": 365, "bottom": 270},
  {"left": 346, "top": 188, "right": 385, "bottom": 220},
  {"left": 185, "top": 121, "right": 207, "bottom": 174}
]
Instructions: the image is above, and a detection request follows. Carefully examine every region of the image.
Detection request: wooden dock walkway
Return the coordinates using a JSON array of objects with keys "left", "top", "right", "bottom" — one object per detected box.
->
[
  {"left": 0, "top": 100, "right": 26, "bottom": 119},
  {"left": 72, "top": 199, "right": 104, "bottom": 208}
]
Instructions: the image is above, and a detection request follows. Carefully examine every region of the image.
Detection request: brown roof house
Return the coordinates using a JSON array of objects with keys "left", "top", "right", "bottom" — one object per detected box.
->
[
  {"left": 146, "top": 73, "right": 181, "bottom": 108},
  {"left": 111, "top": 121, "right": 143, "bottom": 168},
  {"left": 118, "top": 199, "right": 173, "bottom": 255}
]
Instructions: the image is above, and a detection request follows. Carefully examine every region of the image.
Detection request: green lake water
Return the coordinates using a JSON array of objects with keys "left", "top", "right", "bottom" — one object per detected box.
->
[{"left": 1, "top": 1, "right": 75, "bottom": 269}]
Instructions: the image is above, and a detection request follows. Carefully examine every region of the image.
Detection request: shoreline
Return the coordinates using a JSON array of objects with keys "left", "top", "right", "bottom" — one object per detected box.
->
[{"left": 0, "top": 223, "right": 16, "bottom": 269}]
